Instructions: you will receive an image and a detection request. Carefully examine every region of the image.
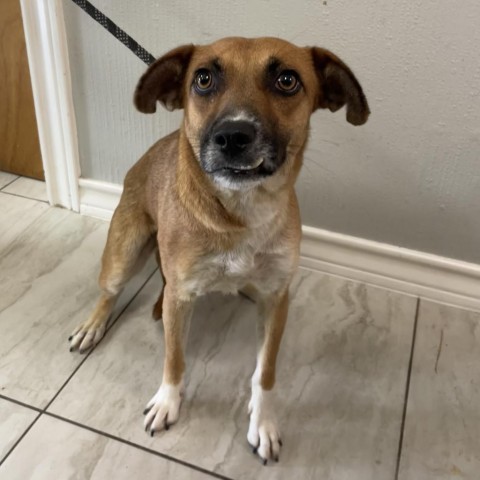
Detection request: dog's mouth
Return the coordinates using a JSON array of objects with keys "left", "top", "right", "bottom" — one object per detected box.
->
[
  {"left": 205, "top": 157, "right": 277, "bottom": 183},
  {"left": 228, "top": 157, "right": 264, "bottom": 171},
  {"left": 211, "top": 157, "right": 265, "bottom": 175}
]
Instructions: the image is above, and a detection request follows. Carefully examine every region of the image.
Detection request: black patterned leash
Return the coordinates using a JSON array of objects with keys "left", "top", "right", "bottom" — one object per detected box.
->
[{"left": 69, "top": 0, "right": 155, "bottom": 65}]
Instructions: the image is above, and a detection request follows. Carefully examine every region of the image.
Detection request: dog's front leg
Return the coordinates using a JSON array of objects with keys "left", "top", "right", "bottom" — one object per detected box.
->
[
  {"left": 144, "top": 285, "right": 193, "bottom": 436},
  {"left": 248, "top": 288, "right": 288, "bottom": 464}
]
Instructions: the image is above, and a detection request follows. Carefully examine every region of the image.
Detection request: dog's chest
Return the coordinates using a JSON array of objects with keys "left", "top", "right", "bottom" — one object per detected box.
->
[{"left": 183, "top": 238, "right": 294, "bottom": 297}]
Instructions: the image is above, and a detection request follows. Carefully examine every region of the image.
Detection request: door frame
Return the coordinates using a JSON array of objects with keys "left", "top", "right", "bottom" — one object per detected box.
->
[{"left": 20, "top": 0, "right": 80, "bottom": 211}]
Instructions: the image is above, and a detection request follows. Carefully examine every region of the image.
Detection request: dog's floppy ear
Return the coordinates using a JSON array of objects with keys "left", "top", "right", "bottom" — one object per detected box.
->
[
  {"left": 310, "top": 48, "right": 370, "bottom": 126},
  {"left": 134, "top": 44, "right": 195, "bottom": 113}
]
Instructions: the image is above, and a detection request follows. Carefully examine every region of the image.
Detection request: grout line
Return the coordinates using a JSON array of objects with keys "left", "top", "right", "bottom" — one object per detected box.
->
[
  {"left": 0, "top": 265, "right": 234, "bottom": 479},
  {"left": 394, "top": 297, "right": 421, "bottom": 480},
  {"left": 0, "top": 190, "right": 49, "bottom": 204},
  {"left": 44, "top": 264, "right": 235, "bottom": 480},
  {"left": 43, "top": 267, "right": 158, "bottom": 411},
  {"left": 0, "top": 176, "right": 20, "bottom": 191},
  {"left": 0, "top": 412, "right": 42, "bottom": 467},
  {"left": 0, "top": 394, "right": 43, "bottom": 413},
  {"left": 0, "top": 394, "right": 233, "bottom": 479},
  {"left": 0, "top": 268, "right": 157, "bottom": 468},
  {"left": 43, "top": 411, "right": 235, "bottom": 480}
]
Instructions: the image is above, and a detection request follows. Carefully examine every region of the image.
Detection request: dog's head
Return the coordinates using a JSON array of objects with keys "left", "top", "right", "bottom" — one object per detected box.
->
[{"left": 135, "top": 37, "right": 369, "bottom": 191}]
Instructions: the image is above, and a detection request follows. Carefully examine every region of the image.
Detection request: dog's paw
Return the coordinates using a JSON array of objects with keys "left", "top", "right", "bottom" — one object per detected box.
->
[
  {"left": 143, "top": 383, "right": 183, "bottom": 436},
  {"left": 247, "top": 392, "right": 282, "bottom": 465},
  {"left": 68, "top": 321, "right": 106, "bottom": 354}
]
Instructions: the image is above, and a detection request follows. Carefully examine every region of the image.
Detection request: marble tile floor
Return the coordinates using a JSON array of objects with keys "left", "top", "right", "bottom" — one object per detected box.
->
[
  {"left": 0, "top": 175, "right": 479, "bottom": 479},
  {"left": 0, "top": 172, "right": 19, "bottom": 191},
  {"left": 0, "top": 174, "right": 46, "bottom": 203}
]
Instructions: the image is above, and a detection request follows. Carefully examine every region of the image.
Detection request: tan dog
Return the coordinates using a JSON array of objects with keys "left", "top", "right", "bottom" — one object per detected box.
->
[{"left": 69, "top": 37, "right": 369, "bottom": 464}]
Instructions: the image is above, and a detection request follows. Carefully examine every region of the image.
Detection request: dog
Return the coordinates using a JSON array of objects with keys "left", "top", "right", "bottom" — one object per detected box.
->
[{"left": 68, "top": 37, "right": 369, "bottom": 464}]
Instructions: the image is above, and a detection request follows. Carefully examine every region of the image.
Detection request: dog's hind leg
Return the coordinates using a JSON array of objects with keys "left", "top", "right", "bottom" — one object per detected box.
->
[{"left": 69, "top": 195, "right": 155, "bottom": 354}]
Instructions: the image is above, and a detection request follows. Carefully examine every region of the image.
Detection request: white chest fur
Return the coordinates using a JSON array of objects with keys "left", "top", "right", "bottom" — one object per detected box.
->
[
  {"left": 182, "top": 187, "right": 298, "bottom": 297},
  {"left": 184, "top": 243, "right": 294, "bottom": 297},
  {"left": 184, "top": 223, "right": 296, "bottom": 297}
]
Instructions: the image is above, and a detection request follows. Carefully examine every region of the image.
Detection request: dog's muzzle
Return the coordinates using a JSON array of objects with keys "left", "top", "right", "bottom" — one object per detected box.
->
[{"left": 200, "top": 117, "right": 284, "bottom": 187}]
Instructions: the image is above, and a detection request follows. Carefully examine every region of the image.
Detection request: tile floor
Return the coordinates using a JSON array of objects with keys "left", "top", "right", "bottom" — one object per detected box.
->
[{"left": 0, "top": 173, "right": 479, "bottom": 480}]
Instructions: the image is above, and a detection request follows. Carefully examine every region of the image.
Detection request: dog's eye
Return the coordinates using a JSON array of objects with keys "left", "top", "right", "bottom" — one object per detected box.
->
[
  {"left": 194, "top": 69, "right": 214, "bottom": 93},
  {"left": 276, "top": 71, "right": 300, "bottom": 94}
]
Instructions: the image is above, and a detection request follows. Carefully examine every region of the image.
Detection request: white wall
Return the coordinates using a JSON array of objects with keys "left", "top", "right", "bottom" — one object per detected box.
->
[{"left": 63, "top": 0, "right": 480, "bottom": 264}]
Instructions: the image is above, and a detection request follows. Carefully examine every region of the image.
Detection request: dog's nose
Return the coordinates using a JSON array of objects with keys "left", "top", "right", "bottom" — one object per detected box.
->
[{"left": 213, "top": 121, "right": 256, "bottom": 157}]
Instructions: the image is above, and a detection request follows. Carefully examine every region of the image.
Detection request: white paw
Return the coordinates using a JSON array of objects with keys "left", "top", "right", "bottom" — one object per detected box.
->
[
  {"left": 143, "top": 383, "right": 183, "bottom": 436},
  {"left": 247, "top": 390, "right": 282, "bottom": 464},
  {"left": 69, "top": 322, "right": 106, "bottom": 353}
]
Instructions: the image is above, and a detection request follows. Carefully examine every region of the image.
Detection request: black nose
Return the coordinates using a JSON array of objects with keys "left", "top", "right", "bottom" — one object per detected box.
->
[{"left": 213, "top": 121, "right": 256, "bottom": 157}]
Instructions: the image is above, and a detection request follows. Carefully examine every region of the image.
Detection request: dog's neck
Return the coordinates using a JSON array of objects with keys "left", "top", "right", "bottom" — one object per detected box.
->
[
  {"left": 176, "top": 132, "right": 244, "bottom": 233},
  {"left": 213, "top": 182, "right": 289, "bottom": 230}
]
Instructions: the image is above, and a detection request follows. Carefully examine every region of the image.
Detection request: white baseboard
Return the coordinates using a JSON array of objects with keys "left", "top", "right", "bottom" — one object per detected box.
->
[
  {"left": 79, "top": 178, "right": 480, "bottom": 312},
  {"left": 79, "top": 178, "right": 123, "bottom": 220},
  {"left": 301, "top": 226, "right": 480, "bottom": 312}
]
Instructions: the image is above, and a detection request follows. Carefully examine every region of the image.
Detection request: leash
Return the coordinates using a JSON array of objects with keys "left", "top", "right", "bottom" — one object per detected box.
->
[{"left": 69, "top": 0, "right": 155, "bottom": 66}]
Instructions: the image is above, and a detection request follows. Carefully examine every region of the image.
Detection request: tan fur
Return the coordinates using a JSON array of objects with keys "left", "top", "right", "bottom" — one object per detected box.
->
[
  {"left": 69, "top": 37, "right": 369, "bottom": 461},
  {"left": 258, "top": 289, "right": 290, "bottom": 390}
]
